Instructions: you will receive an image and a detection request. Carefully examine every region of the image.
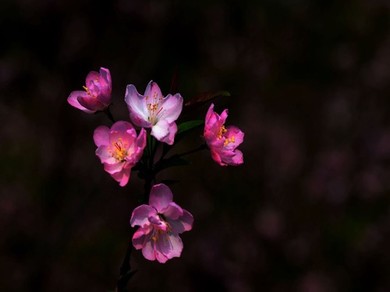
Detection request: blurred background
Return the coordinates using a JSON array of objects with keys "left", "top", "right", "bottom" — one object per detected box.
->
[{"left": 1, "top": 0, "right": 390, "bottom": 291}]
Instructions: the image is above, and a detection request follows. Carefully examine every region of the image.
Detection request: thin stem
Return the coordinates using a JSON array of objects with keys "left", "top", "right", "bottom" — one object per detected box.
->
[{"left": 104, "top": 107, "right": 116, "bottom": 123}]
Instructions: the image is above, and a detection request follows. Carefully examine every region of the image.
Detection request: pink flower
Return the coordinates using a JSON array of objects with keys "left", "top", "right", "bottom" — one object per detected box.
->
[
  {"left": 93, "top": 121, "right": 146, "bottom": 187},
  {"left": 124, "top": 81, "right": 183, "bottom": 145},
  {"left": 204, "top": 103, "right": 244, "bottom": 166},
  {"left": 68, "top": 67, "right": 112, "bottom": 113},
  {"left": 130, "top": 184, "right": 194, "bottom": 263}
]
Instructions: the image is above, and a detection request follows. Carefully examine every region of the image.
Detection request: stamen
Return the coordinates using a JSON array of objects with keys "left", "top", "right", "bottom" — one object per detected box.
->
[
  {"left": 217, "top": 125, "right": 227, "bottom": 139},
  {"left": 224, "top": 136, "right": 235, "bottom": 147}
]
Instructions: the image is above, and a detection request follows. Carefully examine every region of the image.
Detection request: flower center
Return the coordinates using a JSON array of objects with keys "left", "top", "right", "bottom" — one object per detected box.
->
[
  {"left": 83, "top": 85, "right": 95, "bottom": 98},
  {"left": 217, "top": 125, "right": 227, "bottom": 139},
  {"left": 151, "top": 215, "right": 171, "bottom": 242},
  {"left": 112, "top": 140, "right": 128, "bottom": 162},
  {"left": 146, "top": 93, "right": 163, "bottom": 125},
  {"left": 224, "top": 136, "right": 235, "bottom": 146}
]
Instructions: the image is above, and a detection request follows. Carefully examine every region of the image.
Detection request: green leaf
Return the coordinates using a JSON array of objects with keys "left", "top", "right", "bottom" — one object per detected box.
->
[{"left": 177, "top": 120, "right": 204, "bottom": 135}]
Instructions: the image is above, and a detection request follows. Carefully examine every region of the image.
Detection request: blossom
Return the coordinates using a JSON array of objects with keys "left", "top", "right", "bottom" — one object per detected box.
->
[
  {"left": 124, "top": 80, "right": 183, "bottom": 145},
  {"left": 93, "top": 121, "right": 146, "bottom": 187},
  {"left": 204, "top": 103, "right": 244, "bottom": 166},
  {"left": 68, "top": 67, "right": 112, "bottom": 113},
  {"left": 130, "top": 184, "right": 193, "bottom": 263}
]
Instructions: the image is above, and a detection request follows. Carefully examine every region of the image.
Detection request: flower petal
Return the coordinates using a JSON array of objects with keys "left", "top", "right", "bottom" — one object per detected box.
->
[
  {"left": 96, "top": 146, "right": 116, "bottom": 164},
  {"left": 223, "top": 149, "right": 244, "bottom": 166},
  {"left": 157, "top": 122, "right": 177, "bottom": 145},
  {"left": 151, "top": 119, "right": 170, "bottom": 142},
  {"left": 125, "top": 84, "right": 150, "bottom": 128},
  {"left": 142, "top": 239, "right": 156, "bottom": 261},
  {"left": 131, "top": 205, "right": 156, "bottom": 227},
  {"left": 162, "top": 202, "right": 183, "bottom": 220},
  {"left": 93, "top": 126, "right": 110, "bottom": 147},
  {"left": 144, "top": 80, "right": 163, "bottom": 101},
  {"left": 104, "top": 162, "right": 124, "bottom": 174},
  {"left": 67, "top": 91, "right": 94, "bottom": 113},
  {"left": 111, "top": 121, "right": 134, "bottom": 133},
  {"left": 160, "top": 93, "right": 183, "bottom": 123},
  {"left": 77, "top": 94, "right": 106, "bottom": 112},
  {"left": 111, "top": 168, "right": 131, "bottom": 187},
  {"left": 132, "top": 226, "right": 151, "bottom": 249},
  {"left": 149, "top": 183, "right": 173, "bottom": 212},
  {"left": 156, "top": 232, "right": 183, "bottom": 260},
  {"left": 179, "top": 210, "right": 194, "bottom": 232},
  {"left": 166, "top": 209, "right": 194, "bottom": 234}
]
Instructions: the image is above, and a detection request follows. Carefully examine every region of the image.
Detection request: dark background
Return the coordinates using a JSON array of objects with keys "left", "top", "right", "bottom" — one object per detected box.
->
[{"left": 1, "top": 0, "right": 390, "bottom": 291}]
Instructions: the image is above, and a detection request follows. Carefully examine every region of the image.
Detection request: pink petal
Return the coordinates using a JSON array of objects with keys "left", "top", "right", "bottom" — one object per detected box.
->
[
  {"left": 96, "top": 146, "right": 116, "bottom": 164},
  {"left": 226, "top": 126, "right": 244, "bottom": 147},
  {"left": 219, "top": 108, "right": 228, "bottom": 124},
  {"left": 104, "top": 162, "right": 124, "bottom": 174},
  {"left": 125, "top": 84, "right": 150, "bottom": 127},
  {"left": 111, "top": 121, "right": 134, "bottom": 133},
  {"left": 157, "top": 122, "right": 177, "bottom": 145},
  {"left": 162, "top": 202, "right": 183, "bottom": 220},
  {"left": 210, "top": 149, "right": 225, "bottom": 166},
  {"left": 155, "top": 250, "right": 169, "bottom": 263},
  {"left": 93, "top": 126, "right": 110, "bottom": 147},
  {"left": 67, "top": 91, "right": 94, "bottom": 113},
  {"left": 77, "top": 95, "right": 106, "bottom": 112},
  {"left": 179, "top": 210, "right": 194, "bottom": 232},
  {"left": 136, "top": 128, "right": 147, "bottom": 150},
  {"left": 111, "top": 168, "right": 131, "bottom": 187},
  {"left": 160, "top": 93, "right": 183, "bottom": 123},
  {"left": 130, "top": 205, "right": 156, "bottom": 227},
  {"left": 144, "top": 80, "right": 163, "bottom": 100},
  {"left": 156, "top": 232, "right": 183, "bottom": 260},
  {"left": 142, "top": 240, "right": 156, "bottom": 261},
  {"left": 166, "top": 209, "right": 194, "bottom": 234},
  {"left": 229, "top": 149, "right": 244, "bottom": 165},
  {"left": 85, "top": 70, "right": 100, "bottom": 88},
  {"left": 149, "top": 184, "right": 173, "bottom": 213},
  {"left": 99, "top": 67, "right": 112, "bottom": 96},
  {"left": 132, "top": 227, "right": 151, "bottom": 249},
  {"left": 151, "top": 119, "right": 170, "bottom": 142}
]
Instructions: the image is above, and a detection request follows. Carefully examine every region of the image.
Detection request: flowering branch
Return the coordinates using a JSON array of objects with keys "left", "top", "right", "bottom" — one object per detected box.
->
[{"left": 67, "top": 67, "right": 244, "bottom": 291}]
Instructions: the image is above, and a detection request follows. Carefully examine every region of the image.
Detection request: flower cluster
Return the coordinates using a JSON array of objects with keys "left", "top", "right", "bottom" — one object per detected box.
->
[{"left": 67, "top": 67, "right": 244, "bottom": 264}]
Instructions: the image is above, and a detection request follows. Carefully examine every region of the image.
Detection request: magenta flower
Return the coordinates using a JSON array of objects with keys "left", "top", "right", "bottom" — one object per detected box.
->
[
  {"left": 68, "top": 67, "right": 112, "bottom": 113},
  {"left": 130, "top": 184, "right": 194, "bottom": 263},
  {"left": 204, "top": 103, "right": 244, "bottom": 166},
  {"left": 93, "top": 121, "right": 146, "bottom": 187},
  {"left": 124, "top": 81, "right": 183, "bottom": 145}
]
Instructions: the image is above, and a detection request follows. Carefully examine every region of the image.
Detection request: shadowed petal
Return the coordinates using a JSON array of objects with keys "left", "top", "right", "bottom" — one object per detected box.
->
[
  {"left": 131, "top": 205, "right": 156, "bottom": 227},
  {"left": 149, "top": 184, "right": 173, "bottom": 212},
  {"left": 68, "top": 91, "right": 94, "bottom": 113},
  {"left": 162, "top": 202, "right": 183, "bottom": 220},
  {"left": 142, "top": 240, "right": 156, "bottom": 261},
  {"left": 132, "top": 227, "right": 151, "bottom": 249},
  {"left": 156, "top": 232, "right": 183, "bottom": 260},
  {"left": 77, "top": 95, "right": 105, "bottom": 112}
]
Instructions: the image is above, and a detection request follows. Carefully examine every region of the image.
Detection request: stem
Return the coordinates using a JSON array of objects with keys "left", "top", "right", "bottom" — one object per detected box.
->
[{"left": 104, "top": 107, "right": 116, "bottom": 123}]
